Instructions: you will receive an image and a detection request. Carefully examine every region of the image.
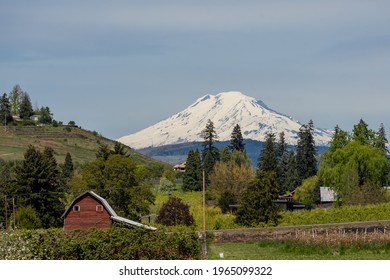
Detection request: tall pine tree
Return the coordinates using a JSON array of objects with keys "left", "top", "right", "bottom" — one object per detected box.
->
[
  {"left": 183, "top": 149, "right": 202, "bottom": 191},
  {"left": 258, "top": 132, "right": 278, "bottom": 173},
  {"left": 15, "top": 146, "right": 64, "bottom": 228},
  {"left": 0, "top": 93, "right": 13, "bottom": 125},
  {"left": 201, "top": 119, "right": 220, "bottom": 184},
  {"left": 235, "top": 170, "right": 281, "bottom": 226},
  {"left": 230, "top": 124, "right": 245, "bottom": 152},
  {"left": 296, "top": 120, "right": 317, "bottom": 185},
  {"left": 19, "top": 92, "right": 34, "bottom": 119}
]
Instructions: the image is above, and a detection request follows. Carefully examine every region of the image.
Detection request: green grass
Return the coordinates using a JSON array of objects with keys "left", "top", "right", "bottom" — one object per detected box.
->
[
  {"left": 0, "top": 125, "right": 171, "bottom": 171},
  {"left": 208, "top": 240, "right": 390, "bottom": 260}
]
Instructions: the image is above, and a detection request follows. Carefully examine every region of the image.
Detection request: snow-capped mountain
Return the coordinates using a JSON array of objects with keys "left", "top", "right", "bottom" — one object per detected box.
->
[{"left": 117, "top": 91, "right": 332, "bottom": 149}]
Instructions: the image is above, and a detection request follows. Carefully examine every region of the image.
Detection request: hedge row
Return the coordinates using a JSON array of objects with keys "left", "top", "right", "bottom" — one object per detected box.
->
[{"left": 0, "top": 227, "right": 200, "bottom": 260}]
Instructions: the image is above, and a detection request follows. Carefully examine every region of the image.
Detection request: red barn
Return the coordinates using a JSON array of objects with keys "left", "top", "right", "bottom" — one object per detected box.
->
[{"left": 63, "top": 190, "right": 156, "bottom": 232}]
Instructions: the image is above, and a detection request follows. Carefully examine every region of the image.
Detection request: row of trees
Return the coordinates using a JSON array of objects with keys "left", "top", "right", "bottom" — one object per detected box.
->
[
  {"left": 319, "top": 120, "right": 389, "bottom": 205},
  {"left": 0, "top": 147, "right": 74, "bottom": 229},
  {"left": 0, "top": 84, "right": 54, "bottom": 125},
  {"left": 0, "top": 141, "right": 157, "bottom": 230},
  {"left": 182, "top": 118, "right": 390, "bottom": 227}
]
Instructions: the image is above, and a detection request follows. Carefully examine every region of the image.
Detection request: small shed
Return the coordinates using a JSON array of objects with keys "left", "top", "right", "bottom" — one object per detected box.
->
[{"left": 62, "top": 190, "right": 156, "bottom": 232}]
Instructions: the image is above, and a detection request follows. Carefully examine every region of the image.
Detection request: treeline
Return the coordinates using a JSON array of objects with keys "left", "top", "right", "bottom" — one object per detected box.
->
[
  {"left": 181, "top": 119, "right": 390, "bottom": 227},
  {"left": 0, "top": 141, "right": 160, "bottom": 230},
  {"left": 0, "top": 146, "right": 74, "bottom": 229},
  {"left": 0, "top": 84, "right": 74, "bottom": 126}
]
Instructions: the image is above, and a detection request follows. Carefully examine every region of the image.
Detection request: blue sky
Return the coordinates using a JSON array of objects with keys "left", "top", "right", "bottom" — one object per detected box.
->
[{"left": 1, "top": 1, "right": 389, "bottom": 140}]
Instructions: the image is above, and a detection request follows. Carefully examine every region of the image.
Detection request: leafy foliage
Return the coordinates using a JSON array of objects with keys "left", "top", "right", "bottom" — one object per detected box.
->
[
  {"left": 294, "top": 176, "right": 319, "bottom": 206},
  {"left": 0, "top": 227, "right": 200, "bottom": 260},
  {"left": 69, "top": 154, "right": 155, "bottom": 220},
  {"left": 320, "top": 140, "right": 388, "bottom": 205},
  {"left": 209, "top": 151, "right": 255, "bottom": 213}
]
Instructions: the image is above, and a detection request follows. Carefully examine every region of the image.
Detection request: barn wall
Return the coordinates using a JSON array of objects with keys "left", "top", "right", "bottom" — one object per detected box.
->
[{"left": 64, "top": 195, "right": 112, "bottom": 232}]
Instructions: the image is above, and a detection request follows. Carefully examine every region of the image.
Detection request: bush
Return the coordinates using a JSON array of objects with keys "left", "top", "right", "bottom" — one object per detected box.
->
[
  {"left": 156, "top": 196, "right": 195, "bottom": 226},
  {"left": 0, "top": 227, "right": 200, "bottom": 260}
]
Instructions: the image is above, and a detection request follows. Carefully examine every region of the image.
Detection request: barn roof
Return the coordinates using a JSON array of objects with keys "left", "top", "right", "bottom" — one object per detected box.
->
[
  {"left": 62, "top": 190, "right": 117, "bottom": 218},
  {"left": 111, "top": 216, "right": 156, "bottom": 231},
  {"left": 62, "top": 190, "right": 157, "bottom": 231}
]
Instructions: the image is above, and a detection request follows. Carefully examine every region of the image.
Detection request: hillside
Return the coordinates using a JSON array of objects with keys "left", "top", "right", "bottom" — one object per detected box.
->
[{"left": 0, "top": 125, "right": 171, "bottom": 172}]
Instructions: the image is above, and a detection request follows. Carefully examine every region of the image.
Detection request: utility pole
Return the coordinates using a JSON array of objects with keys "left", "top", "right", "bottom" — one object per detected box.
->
[
  {"left": 202, "top": 170, "right": 206, "bottom": 232},
  {"left": 201, "top": 169, "right": 208, "bottom": 259},
  {"left": 13, "top": 197, "right": 16, "bottom": 230},
  {"left": 4, "top": 195, "right": 7, "bottom": 232}
]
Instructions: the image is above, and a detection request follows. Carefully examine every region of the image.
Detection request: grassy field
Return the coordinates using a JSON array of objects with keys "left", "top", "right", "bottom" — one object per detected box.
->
[
  {"left": 208, "top": 239, "right": 390, "bottom": 260},
  {"left": 0, "top": 125, "right": 170, "bottom": 171}
]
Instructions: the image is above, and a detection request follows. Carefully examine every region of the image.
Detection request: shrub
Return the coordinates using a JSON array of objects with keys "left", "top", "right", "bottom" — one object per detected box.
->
[
  {"left": 0, "top": 227, "right": 200, "bottom": 260},
  {"left": 156, "top": 196, "right": 195, "bottom": 226}
]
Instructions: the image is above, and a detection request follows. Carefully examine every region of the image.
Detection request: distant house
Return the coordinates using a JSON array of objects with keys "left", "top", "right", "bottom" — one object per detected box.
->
[
  {"left": 30, "top": 115, "right": 40, "bottom": 122},
  {"left": 173, "top": 162, "right": 186, "bottom": 172},
  {"left": 62, "top": 191, "right": 156, "bottom": 232}
]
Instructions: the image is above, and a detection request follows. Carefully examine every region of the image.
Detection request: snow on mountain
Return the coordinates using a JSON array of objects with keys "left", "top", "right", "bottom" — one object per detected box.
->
[{"left": 117, "top": 91, "right": 332, "bottom": 149}]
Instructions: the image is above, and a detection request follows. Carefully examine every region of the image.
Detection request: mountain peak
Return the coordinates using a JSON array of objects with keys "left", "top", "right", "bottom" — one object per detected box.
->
[{"left": 117, "top": 91, "right": 332, "bottom": 149}]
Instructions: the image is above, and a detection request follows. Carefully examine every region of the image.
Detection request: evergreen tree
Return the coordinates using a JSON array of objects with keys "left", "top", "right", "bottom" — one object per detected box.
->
[
  {"left": 284, "top": 151, "right": 300, "bottom": 192},
  {"left": 96, "top": 142, "right": 111, "bottom": 160},
  {"left": 0, "top": 159, "right": 13, "bottom": 228},
  {"left": 19, "top": 92, "right": 34, "bottom": 119},
  {"left": 374, "top": 123, "right": 388, "bottom": 152},
  {"left": 296, "top": 120, "right": 317, "bottom": 184},
  {"left": 352, "top": 118, "right": 375, "bottom": 146},
  {"left": 235, "top": 170, "right": 281, "bottom": 226},
  {"left": 277, "top": 149, "right": 290, "bottom": 194},
  {"left": 230, "top": 124, "right": 245, "bottom": 152},
  {"left": 15, "top": 145, "right": 64, "bottom": 228},
  {"left": 258, "top": 132, "right": 278, "bottom": 172},
  {"left": 38, "top": 106, "right": 53, "bottom": 124},
  {"left": 62, "top": 152, "right": 74, "bottom": 179},
  {"left": 201, "top": 119, "right": 220, "bottom": 184},
  {"left": 220, "top": 146, "right": 232, "bottom": 163},
  {"left": 277, "top": 132, "right": 287, "bottom": 159},
  {"left": 183, "top": 149, "right": 202, "bottom": 191},
  {"left": 276, "top": 132, "right": 289, "bottom": 194},
  {"left": 0, "top": 93, "right": 13, "bottom": 125},
  {"left": 329, "top": 125, "right": 350, "bottom": 152}
]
